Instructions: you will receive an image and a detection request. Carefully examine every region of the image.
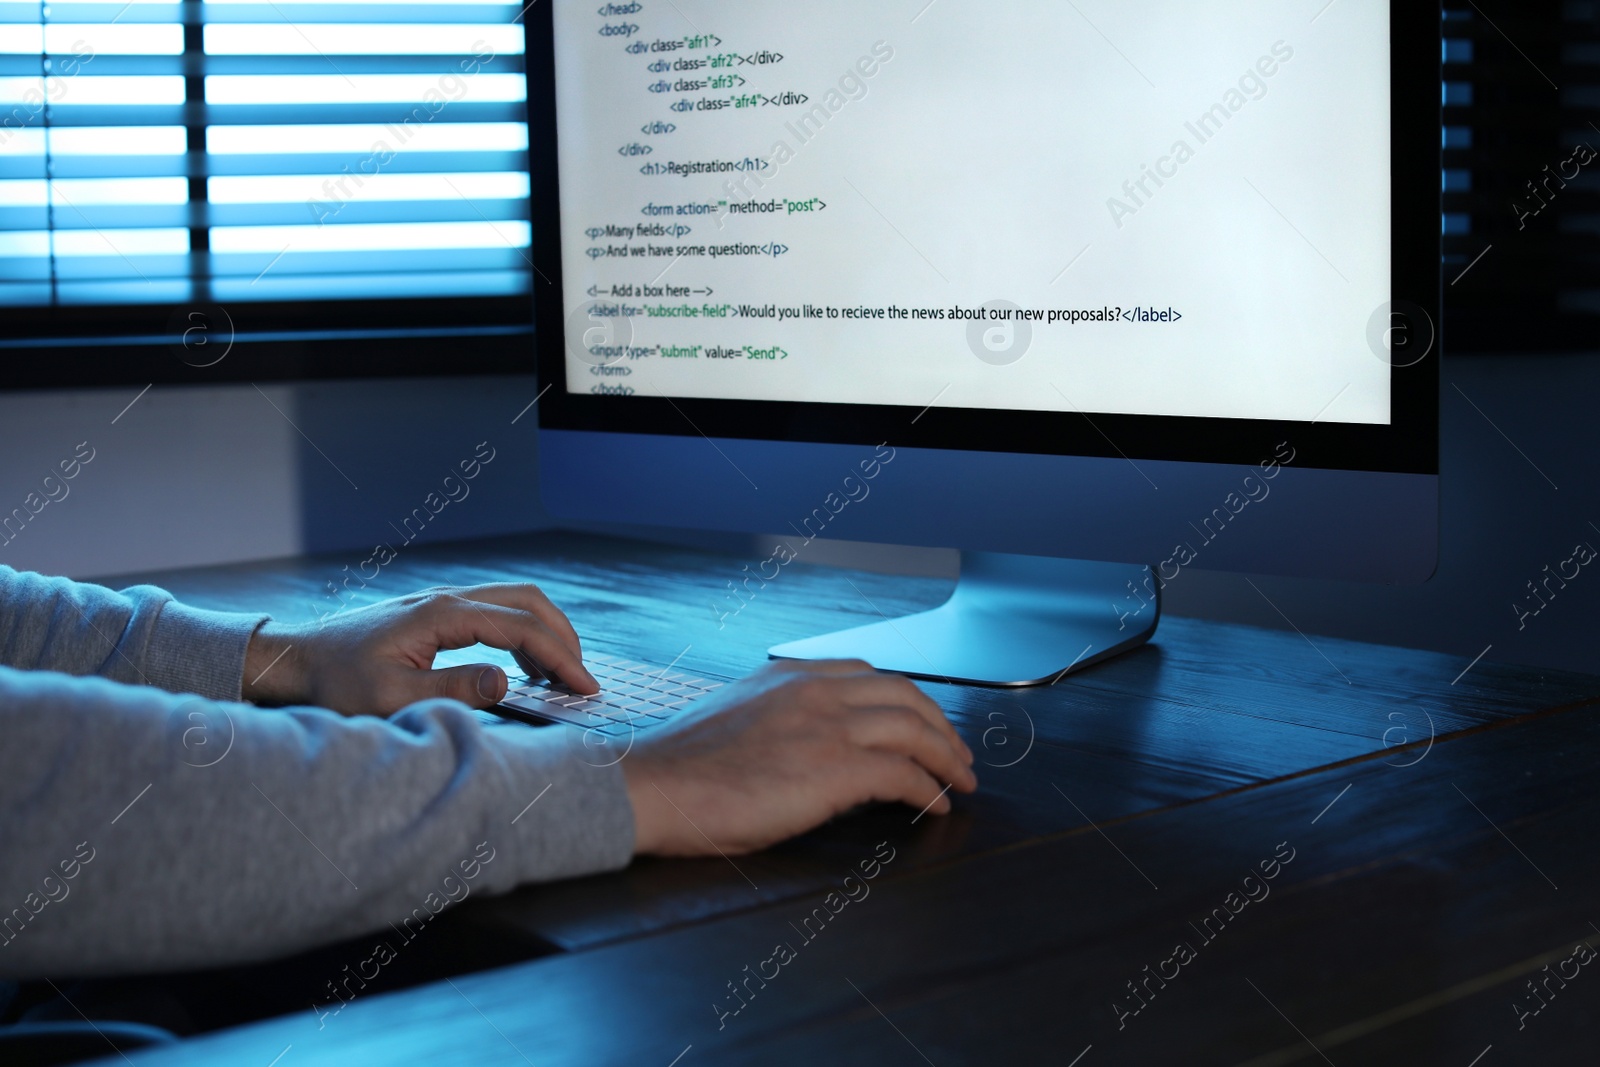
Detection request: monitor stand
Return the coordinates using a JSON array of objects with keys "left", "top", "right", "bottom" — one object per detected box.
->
[{"left": 768, "top": 552, "right": 1159, "bottom": 687}]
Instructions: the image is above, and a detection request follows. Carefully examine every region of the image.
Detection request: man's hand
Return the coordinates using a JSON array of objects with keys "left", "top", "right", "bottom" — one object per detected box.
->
[
  {"left": 621, "top": 660, "right": 977, "bottom": 856},
  {"left": 242, "top": 584, "right": 598, "bottom": 716}
]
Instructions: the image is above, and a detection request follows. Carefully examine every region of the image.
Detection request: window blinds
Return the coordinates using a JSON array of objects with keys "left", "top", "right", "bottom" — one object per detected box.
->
[
  {"left": 1441, "top": 2, "right": 1599, "bottom": 350},
  {"left": 0, "top": 0, "right": 530, "bottom": 308}
]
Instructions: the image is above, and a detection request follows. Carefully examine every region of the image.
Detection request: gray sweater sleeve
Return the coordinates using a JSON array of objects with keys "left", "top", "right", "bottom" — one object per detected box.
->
[
  {"left": 0, "top": 565, "right": 265, "bottom": 701},
  {"left": 0, "top": 570, "right": 637, "bottom": 979}
]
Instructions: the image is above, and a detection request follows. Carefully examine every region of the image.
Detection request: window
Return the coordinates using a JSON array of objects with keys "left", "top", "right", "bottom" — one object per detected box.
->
[
  {"left": 1442, "top": 1, "right": 1600, "bottom": 351},
  {"left": 0, "top": 0, "right": 534, "bottom": 385}
]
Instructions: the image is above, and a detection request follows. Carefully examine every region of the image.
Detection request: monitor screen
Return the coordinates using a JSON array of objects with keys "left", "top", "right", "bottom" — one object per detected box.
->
[
  {"left": 550, "top": 1, "right": 1392, "bottom": 427},
  {"left": 531, "top": 2, "right": 1437, "bottom": 586}
]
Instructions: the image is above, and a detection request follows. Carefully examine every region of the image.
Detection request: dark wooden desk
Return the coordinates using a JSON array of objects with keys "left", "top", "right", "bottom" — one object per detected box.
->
[{"left": 91, "top": 531, "right": 1599, "bottom": 1065}]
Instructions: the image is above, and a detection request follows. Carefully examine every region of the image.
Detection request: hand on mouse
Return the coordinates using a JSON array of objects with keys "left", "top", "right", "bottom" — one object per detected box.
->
[{"left": 620, "top": 659, "right": 977, "bottom": 856}]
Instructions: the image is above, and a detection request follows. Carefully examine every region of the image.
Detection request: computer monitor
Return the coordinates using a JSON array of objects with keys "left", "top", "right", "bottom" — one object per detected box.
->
[{"left": 529, "top": 2, "right": 1440, "bottom": 686}]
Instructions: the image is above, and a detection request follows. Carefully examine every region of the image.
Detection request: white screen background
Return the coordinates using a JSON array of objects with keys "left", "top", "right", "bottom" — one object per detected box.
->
[{"left": 554, "top": 1, "right": 1392, "bottom": 425}]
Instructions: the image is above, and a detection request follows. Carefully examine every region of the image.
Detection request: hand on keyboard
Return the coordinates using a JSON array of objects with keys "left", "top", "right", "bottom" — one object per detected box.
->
[
  {"left": 242, "top": 583, "right": 598, "bottom": 716},
  {"left": 618, "top": 659, "right": 977, "bottom": 857}
]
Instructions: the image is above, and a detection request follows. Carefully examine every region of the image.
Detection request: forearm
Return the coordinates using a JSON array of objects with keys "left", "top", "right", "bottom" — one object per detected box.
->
[
  {"left": 0, "top": 566, "right": 265, "bottom": 701},
  {"left": 0, "top": 667, "right": 634, "bottom": 979}
]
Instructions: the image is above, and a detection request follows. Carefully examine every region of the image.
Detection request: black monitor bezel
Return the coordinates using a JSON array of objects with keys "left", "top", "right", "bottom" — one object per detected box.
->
[{"left": 530, "top": 3, "right": 1440, "bottom": 475}]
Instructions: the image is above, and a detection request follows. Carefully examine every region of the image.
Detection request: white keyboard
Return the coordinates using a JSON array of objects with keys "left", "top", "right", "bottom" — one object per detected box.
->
[{"left": 495, "top": 653, "right": 725, "bottom": 735}]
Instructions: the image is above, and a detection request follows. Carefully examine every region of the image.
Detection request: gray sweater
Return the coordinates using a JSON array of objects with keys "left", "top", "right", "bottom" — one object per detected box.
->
[{"left": 0, "top": 566, "right": 635, "bottom": 979}]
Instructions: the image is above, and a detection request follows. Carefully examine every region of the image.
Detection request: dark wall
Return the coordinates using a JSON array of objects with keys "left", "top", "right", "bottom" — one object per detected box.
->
[{"left": 1156, "top": 351, "right": 1598, "bottom": 677}]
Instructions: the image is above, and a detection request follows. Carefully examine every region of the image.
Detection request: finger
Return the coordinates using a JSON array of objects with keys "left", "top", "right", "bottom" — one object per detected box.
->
[
  {"left": 510, "top": 648, "right": 548, "bottom": 683},
  {"left": 444, "top": 584, "right": 584, "bottom": 661},
  {"left": 510, "top": 647, "right": 592, "bottom": 695},
  {"left": 846, "top": 707, "right": 977, "bottom": 793},
  {"left": 857, "top": 751, "right": 955, "bottom": 817},
  {"left": 419, "top": 663, "right": 507, "bottom": 709},
  {"left": 829, "top": 675, "right": 972, "bottom": 764},
  {"left": 429, "top": 598, "right": 599, "bottom": 693}
]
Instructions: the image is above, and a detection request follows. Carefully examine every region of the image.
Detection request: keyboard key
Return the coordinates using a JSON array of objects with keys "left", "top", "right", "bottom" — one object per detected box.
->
[{"left": 633, "top": 702, "right": 677, "bottom": 719}]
